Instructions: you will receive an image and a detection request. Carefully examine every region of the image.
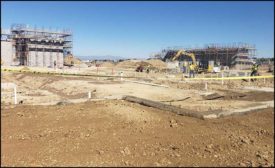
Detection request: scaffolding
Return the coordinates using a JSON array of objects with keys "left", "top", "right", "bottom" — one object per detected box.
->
[
  {"left": 158, "top": 43, "right": 256, "bottom": 69},
  {"left": 9, "top": 24, "right": 73, "bottom": 67}
]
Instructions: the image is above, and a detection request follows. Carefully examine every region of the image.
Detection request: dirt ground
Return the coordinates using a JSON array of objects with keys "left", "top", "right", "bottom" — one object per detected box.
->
[
  {"left": 1, "top": 68, "right": 274, "bottom": 167},
  {"left": 1, "top": 100, "right": 274, "bottom": 167},
  {"left": 2, "top": 72, "right": 273, "bottom": 117}
]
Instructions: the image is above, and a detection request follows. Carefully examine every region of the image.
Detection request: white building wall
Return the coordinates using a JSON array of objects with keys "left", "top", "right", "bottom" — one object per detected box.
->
[
  {"left": 1, "top": 41, "right": 13, "bottom": 66},
  {"left": 52, "top": 52, "right": 58, "bottom": 68},
  {"left": 58, "top": 53, "right": 64, "bottom": 68},
  {"left": 37, "top": 51, "right": 44, "bottom": 67},
  {"left": 44, "top": 52, "right": 51, "bottom": 67},
  {"left": 55, "top": 46, "right": 64, "bottom": 68},
  {"left": 58, "top": 46, "right": 64, "bottom": 68},
  {"left": 18, "top": 44, "right": 64, "bottom": 68},
  {"left": 2, "top": 33, "right": 68, "bottom": 68},
  {"left": 27, "top": 44, "right": 36, "bottom": 67},
  {"left": 28, "top": 51, "right": 37, "bottom": 67},
  {"left": 27, "top": 50, "right": 63, "bottom": 68}
]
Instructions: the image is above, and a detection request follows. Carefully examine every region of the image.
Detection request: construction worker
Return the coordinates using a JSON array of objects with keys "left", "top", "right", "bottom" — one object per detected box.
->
[
  {"left": 189, "top": 63, "right": 195, "bottom": 78},
  {"left": 54, "top": 60, "right": 57, "bottom": 69},
  {"left": 182, "top": 61, "right": 188, "bottom": 74},
  {"left": 251, "top": 63, "right": 259, "bottom": 82}
]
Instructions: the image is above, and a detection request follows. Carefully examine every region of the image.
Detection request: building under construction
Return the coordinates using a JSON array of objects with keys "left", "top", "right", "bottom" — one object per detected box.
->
[
  {"left": 1, "top": 24, "right": 73, "bottom": 68},
  {"left": 155, "top": 43, "right": 256, "bottom": 70}
]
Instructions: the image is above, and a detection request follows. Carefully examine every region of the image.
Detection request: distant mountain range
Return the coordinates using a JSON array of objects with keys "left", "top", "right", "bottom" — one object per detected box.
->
[{"left": 75, "top": 55, "right": 148, "bottom": 61}]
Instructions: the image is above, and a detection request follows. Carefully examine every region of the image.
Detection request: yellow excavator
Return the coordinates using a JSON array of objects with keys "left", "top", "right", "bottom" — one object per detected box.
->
[
  {"left": 171, "top": 50, "right": 212, "bottom": 73},
  {"left": 172, "top": 50, "right": 196, "bottom": 62}
]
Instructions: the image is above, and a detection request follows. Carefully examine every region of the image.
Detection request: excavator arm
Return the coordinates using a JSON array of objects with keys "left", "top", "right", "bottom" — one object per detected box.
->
[
  {"left": 172, "top": 50, "right": 197, "bottom": 66},
  {"left": 172, "top": 50, "right": 184, "bottom": 61},
  {"left": 171, "top": 49, "right": 214, "bottom": 73}
]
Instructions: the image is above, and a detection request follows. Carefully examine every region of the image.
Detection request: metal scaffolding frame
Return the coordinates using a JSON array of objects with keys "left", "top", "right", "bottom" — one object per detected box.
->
[
  {"left": 9, "top": 24, "right": 73, "bottom": 67},
  {"left": 158, "top": 43, "right": 256, "bottom": 69}
]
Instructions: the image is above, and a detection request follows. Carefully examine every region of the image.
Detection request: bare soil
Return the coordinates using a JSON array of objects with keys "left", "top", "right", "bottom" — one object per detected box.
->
[
  {"left": 219, "top": 90, "right": 274, "bottom": 102},
  {"left": 1, "top": 68, "right": 274, "bottom": 167},
  {"left": 1, "top": 72, "right": 273, "bottom": 113},
  {"left": 1, "top": 100, "right": 274, "bottom": 167}
]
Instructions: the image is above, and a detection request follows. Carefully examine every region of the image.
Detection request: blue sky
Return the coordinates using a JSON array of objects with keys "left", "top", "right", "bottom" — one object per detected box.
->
[{"left": 1, "top": 1, "right": 274, "bottom": 58}]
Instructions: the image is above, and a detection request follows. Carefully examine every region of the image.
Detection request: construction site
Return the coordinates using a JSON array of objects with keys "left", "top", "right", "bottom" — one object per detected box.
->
[
  {"left": 1, "top": 23, "right": 274, "bottom": 167},
  {"left": 1, "top": 24, "right": 72, "bottom": 67},
  {"left": 158, "top": 43, "right": 256, "bottom": 70}
]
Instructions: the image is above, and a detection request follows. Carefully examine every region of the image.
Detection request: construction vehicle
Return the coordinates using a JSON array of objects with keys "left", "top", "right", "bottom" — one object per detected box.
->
[
  {"left": 136, "top": 65, "right": 144, "bottom": 72},
  {"left": 171, "top": 50, "right": 208, "bottom": 73}
]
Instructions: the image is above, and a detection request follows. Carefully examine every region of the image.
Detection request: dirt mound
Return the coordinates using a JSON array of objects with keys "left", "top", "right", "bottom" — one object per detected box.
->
[
  {"left": 138, "top": 61, "right": 152, "bottom": 67},
  {"left": 115, "top": 60, "right": 137, "bottom": 68},
  {"left": 115, "top": 59, "right": 166, "bottom": 70},
  {"left": 116, "top": 60, "right": 150, "bottom": 68},
  {"left": 116, "top": 60, "right": 152, "bottom": 68},
  {"left": 64, "top": 54, "right": 82, "bottom": 65},
  {"left": 145, "top": 59, "right": 166, "bottom": 69},
  {"left": 100, "top": 62, "right": 115, "bottom": 67}
]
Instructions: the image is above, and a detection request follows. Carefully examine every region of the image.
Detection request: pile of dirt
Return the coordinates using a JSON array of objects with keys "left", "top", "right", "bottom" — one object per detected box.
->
[
  {"left": 115, "top": 60, "right": 140, "bottom": 68},
  {"left": 138, "top": 61, "right": 152, "bottom": 67},
  {"left": 100, "top": 62, "right": 115, "bottom": 67},
  {"left": 145, "top": 59, "right": 167, "bottom": 69},
  {"left": 116, "top": 60, "right": 152, "bottom": 68},
  {"left": 64, "top": 54, "right": 82, "bottom": 65}
]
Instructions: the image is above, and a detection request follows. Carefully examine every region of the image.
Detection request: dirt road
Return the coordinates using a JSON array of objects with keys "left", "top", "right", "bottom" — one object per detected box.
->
[{"left": 1, "top": 100, "right": 274, "bottom": 167}]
